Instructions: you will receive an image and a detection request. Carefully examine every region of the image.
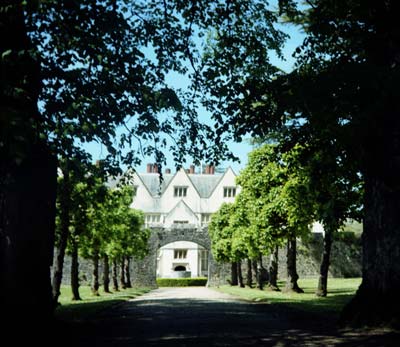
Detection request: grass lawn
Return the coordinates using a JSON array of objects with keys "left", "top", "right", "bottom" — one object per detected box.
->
[
  {"left": 55, "top": 285, "right": 151, "bottom": 322},
  {"left": 216, "top": 277, "right": 361, "bottom": 317}
]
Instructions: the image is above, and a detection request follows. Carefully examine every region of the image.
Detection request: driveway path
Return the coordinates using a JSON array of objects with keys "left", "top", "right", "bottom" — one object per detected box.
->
[{"left": 75, "top": 287, "right": 398, "bottom": 347}]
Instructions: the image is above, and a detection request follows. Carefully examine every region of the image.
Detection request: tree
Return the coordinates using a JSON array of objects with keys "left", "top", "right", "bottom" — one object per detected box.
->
[
  {"left": 194, "top": 0, "right": 400, "bottom": 326},
  {"left": 236, "top": 144, "right": 315, "bottom": 292},
  {"left": 3, "top": 0, "right": 286, "bottom": 329},
  {"left": 273, "top": 0, "right": 400, "bottom": 325},
  {"left": 284, "top": 141, "right": 362, "bottom": 297},
  {"left": 84, "top": 184, "right": 149, "bottom": 294},
  {"left": 0, "top": 2, "right": 57, "bottom": 337},
  {"left": 208, "top": 203, "right": 238, "bottom": 285},
  {"left": 231, "top": 192, "right": 267, "bottom": 290}
]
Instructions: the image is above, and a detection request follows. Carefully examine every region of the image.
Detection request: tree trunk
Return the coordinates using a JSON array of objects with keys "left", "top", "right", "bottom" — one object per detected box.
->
[
  {"left": 285, "top": 238, "right": 304, "bottom": 293},
  {"left": 341, "top": 132, "right": 400, "bottom": 325},
  {"left": 268, "top": 246, "right": 280, "bottom": 291},
  {"left": 0, "top": 144, "right": 57, "bottom": 336},
  {"left": 0, "top": 7, "right": 57, "bottom": 342},
  {"left": 237, "top": 261, "right": 245, "bottom": 288},
  {"left": 252, "top": 260, "right": 259, "bottom": 288},
  {"left": 256, "top": 259, "right": 264, "bottom": 290},
  {"left": 246, "top": 259, "right": 253, "bottom": 287},
  {"left": 112, "top": 259, "right": 119, "bottom": 291},
  {"left": 52, "top": 161, "right": 71, "bottom": 305},
  {"left": 230, "top": 262, "right": 238, "bottom": 286},
  {"left": 91, "top": 248, "right": 100, "bottom": 296},
  {"left": 103, "top": 254, "right": 110, "bottom": 293},
  {"left": 124, "top": 257, "right": 132, "bottom": 288},
  {"left": 120, "top": 259, "right": 127, "bottom": 289},
  {"left": 316, "top": 228, "right": 333, "bottom": 297},
  {"left": 70, "top": 236, "right": 81, "bottom": 300}
]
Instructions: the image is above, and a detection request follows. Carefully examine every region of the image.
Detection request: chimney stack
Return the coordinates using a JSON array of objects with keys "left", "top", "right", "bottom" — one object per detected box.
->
[
  {"left": 204, "top": 165, "right": 210, "bottom": 174},
  {"left": 165, "top": 168, "right": 171, "bottom": 174},
  {"left": 147, "top": 163, "right": 153, "bottom": 173},
  {"left": 153, "top": 164, "right": 158, "bottom": 173},
  {"left": 189, "top": 165, "right": 195, "bottom": 174},
  {"left": 209, "top": 165, "right": 215, "bottom": 175}
]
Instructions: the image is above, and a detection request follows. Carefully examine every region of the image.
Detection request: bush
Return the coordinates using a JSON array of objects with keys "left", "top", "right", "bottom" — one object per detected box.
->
[{"left": 156, "top": 277, "right": 208, "bottom": 287}]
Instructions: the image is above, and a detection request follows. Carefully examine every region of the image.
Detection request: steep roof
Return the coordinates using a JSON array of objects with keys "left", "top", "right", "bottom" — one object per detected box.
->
[
  {"left": 139, "top": 173, "right": 174, "bottom": 196},
  {"left": 187, "top": 174, "right": 221, "bottom": 198},
  {"left": 137, "top": 171, "right": 226, "bottom": 198}
]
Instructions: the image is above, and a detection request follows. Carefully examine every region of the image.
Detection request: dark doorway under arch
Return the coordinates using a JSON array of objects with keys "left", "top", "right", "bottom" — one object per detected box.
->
[{"left": 174, "top": 265, "right": 186, "bottom": 271}]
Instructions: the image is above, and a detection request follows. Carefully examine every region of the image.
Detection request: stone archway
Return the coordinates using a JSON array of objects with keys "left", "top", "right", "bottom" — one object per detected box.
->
[{"left": 131, "top": 227, "right": 223, "bottom": 288}]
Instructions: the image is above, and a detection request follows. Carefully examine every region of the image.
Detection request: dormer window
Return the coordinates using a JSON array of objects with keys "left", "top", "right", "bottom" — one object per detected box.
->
[
  {"left": 223, "top": 187, "right": 236, "bottom": 198},
  {"left": 174, "top": 186, "right": 187, "bottom": 197}
]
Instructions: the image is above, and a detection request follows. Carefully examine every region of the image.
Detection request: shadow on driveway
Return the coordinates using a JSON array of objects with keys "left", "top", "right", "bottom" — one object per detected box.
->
[{"left": 70, "top": 290, "right": 399, "bottom": 347}]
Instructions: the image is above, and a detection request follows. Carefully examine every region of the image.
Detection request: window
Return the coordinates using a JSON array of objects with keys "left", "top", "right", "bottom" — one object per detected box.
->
[
  {"left": 174, "top": 186, "right": 187, "bottom": 197},
  {"left": 174, "top": 249, "right": 187, "bottom": 259},
  {"left": 200, "top": 250, "right": 208, "bottom": 272},
  {"left": 201, "top": 214, "right": 211, "bottom": 224},
  {"left": 146, "top": 214, "right": 161, "bottom": 224},
  {"left": 173, "top": 220, "right": 189, "bottom": 224},
  {"left": 223, "top": 187, "right": 236, "bottom": 198}
]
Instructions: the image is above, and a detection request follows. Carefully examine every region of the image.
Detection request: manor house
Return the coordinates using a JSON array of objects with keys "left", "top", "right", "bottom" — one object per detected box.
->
[{"left": 130, "top": 164, "right": 239, "bottom": 279}]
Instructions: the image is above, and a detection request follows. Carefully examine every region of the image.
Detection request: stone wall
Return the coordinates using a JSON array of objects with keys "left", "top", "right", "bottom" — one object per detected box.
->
[
  {"left": 209, "top": 233, "right": 362, "bottom": 287},
  {"left": 56, "top": 232, "right": 361, "bottom": 287},
  {"left": 54, "top": 253, "right": 109, "bottom": 286}
]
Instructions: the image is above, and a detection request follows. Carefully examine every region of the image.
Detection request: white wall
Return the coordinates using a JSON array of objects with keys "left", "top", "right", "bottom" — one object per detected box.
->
[
  {"left": 157, "top": 241, "right": 204, "bottom": 278},
  {"left": 131, "top": 167, "right": 241, "bottom": 227},
  {"left": 164, "top": 201, "right": 199, "bottom": 227},
  {"left": 160, "top": 169, "right": 201, "bottom": 214},
  {"left": 206, "top": 167, "right": 240, "bottom": 212}
]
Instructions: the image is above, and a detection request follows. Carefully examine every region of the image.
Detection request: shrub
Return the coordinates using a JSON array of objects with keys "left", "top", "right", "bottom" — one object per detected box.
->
[{"left": 156, "top": 277, "right": 208, "bottom": 287}]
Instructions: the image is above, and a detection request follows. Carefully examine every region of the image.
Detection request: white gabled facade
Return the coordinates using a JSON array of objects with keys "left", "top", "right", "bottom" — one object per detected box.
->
[
  {"left": 130, "top": 165, "right": 240, "bottom": 228},
  {"left": 130, "top": 164, "right": 240, "bottom": 278}
]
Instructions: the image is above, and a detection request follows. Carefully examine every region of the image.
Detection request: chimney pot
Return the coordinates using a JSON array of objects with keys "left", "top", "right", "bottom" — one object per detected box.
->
[
  {"left": 189, "top": 165, "right": 195, "bottom": 174},
  {"left": 165, "top": 168, "right": 171, "bottom": 174},
  {"left": 147, "top": 163, "right": 152, "bottom": 173},
  {"left": 153, "top": 164, "right": 158, "bottom": 173}
]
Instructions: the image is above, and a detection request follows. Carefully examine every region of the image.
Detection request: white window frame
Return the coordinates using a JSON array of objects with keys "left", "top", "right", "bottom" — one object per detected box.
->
[
  {"left": 174, "top": 186, "right": 188, "bottom": 197},
  {"left": 173, "top": 220, "right": 189, "bottom": 224},
  {"left": 174, "top": 249, "right": 188, "bottom": 259},
  {"left": 201, "top": 213, "right": 211, "bottom": 224},
  {"left": 223, "top": 187, "right": 236, "bottom": 198},
  {"left": 146, "top": 214, "right": 161, "bottom": 224}
]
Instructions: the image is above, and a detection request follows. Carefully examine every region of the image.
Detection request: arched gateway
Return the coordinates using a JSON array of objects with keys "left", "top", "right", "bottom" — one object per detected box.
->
[{"left": 131, "top": 226, "right": 222, "bottom": 287}]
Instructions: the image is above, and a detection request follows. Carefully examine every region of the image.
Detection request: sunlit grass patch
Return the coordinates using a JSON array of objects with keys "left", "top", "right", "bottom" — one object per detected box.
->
[
  {"left": 56, "top": 285, "right": 151, "bottom": 321},
  {"left": 215, "top": 277, "right": 361, "bottom": 316}
]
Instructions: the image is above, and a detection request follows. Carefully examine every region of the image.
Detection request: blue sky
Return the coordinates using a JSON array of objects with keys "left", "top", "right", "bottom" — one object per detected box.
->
[{"left": 84, "top": 19, "right": 304, "bottom": 175}]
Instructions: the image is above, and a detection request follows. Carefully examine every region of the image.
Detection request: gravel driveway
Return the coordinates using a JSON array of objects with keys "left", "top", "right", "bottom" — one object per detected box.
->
[
  {"left": 74, "top": 287, "right": 399, "bottom": 347},
  {"left": 129, "top": 286, "right": 237, "bottom": 301}
]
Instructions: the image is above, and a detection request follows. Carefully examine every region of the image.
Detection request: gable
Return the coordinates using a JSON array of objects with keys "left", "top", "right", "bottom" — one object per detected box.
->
[
  {"left": 130, "top": 172, "right": 160, "bottom": 212},
  {"left": 164, "top": 200, "right": 199, "bottom": 225},
  {"left": 162, "top": 169, "right": 201, "bottom": 199},
  {"left": 208, "top": 167, "right": 238, "bottom": 200}
]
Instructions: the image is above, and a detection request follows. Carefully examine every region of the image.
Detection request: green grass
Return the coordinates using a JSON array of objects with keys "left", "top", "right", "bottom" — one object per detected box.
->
[
  {"left": 55, "top": 285, "right": 151, "bottom": 322},
  {"left": 216, "top": 277, "right": 361, "bottom": 316}
]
